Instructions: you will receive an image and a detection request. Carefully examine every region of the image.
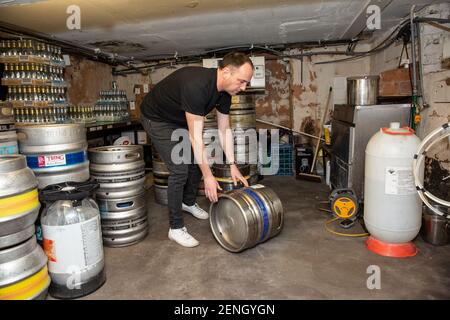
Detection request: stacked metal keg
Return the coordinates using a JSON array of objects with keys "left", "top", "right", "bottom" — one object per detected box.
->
[
  {"left": 0, "top": 155, "right": 51, "bottom": 300},
  {"left": 16, "top": 123, "right": 90, "bottom": 189},
  {"left": 214, "top": 95, "right": 259, "bottom": 186},
  {"left": 212, "top": 163, "right": 251, "bottom": 192},
  {"left": 152, "top": 146, "right": 170, "bottom": 205},
  {"left": 0, "top": 102, "right": 18, "bottom": 156},
  {"left": 89, "top": 145, "right": 148, "bottom": 247}
]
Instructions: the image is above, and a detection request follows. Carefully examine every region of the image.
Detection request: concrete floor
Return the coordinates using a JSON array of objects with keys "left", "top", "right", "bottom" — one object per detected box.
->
[{"left": 81, "top": 176, "right": 450, "bottom": 300}]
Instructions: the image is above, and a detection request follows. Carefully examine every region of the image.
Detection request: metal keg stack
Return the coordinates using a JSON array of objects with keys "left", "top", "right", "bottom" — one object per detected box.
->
[
  {"left": 212, "top": 163, "right": 251, "bottom": 192},
  {"left": 0, "top": 155, "right": 51, "bottom": 300},
  {"left": 152, "top": 145, "right": 170, "bottom": 205},
  {"left": 0, "top": 102, "right": 18, "bottom": 156},
  {"left": 16, "top": 123, "right": 90, "bottom": 189},
  {"left": 89, "top": 145, "right": 148, "bottom": 247},
  {"left": 210, "top": 184, "right": 284, "bottom": 252},
  {"left": 215, "top": 95, "right": 259, "bottom": 187}
]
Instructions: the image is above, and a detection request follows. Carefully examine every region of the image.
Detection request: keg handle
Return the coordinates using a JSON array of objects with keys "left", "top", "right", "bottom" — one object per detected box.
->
[
  {"left": 125, "top": 152, "right": 141, "bottom": 160},
  {"left": 116, "top": 201, "right": 134, "bottom": 209}
]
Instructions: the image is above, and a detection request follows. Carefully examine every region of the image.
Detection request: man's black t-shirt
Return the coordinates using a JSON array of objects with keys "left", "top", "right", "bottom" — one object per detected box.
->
[{"left": 140, "top": 66, "right": 231, "bottom": 127}]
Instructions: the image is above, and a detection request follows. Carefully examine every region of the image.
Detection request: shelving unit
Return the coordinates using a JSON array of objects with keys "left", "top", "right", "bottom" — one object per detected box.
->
[{"left": 0, "top": 39, "right": 68, "bottom": 124}]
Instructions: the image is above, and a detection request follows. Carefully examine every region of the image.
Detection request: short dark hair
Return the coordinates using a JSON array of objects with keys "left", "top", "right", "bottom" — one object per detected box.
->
[{"left": 218, "top": 52, "right": 254, "bottom": 69}]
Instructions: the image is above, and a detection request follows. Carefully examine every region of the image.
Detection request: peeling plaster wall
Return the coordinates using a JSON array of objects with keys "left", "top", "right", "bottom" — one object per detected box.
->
[
  {"left": 115, "top": 72, "right": 150, "bottom": 99},
  {"left": 288, "top": 46, "right": 371, "bottom": 142},
  {"left": 255, "top": 58, "right": 290, "bottom": 128},
  {"left": 65, "top": 55, "right": 113, "bottom": 105},
  {"left": 370, "top": 3, "right": 450, "bottom": 197},
  {"left": 65, "top": 55, "right": 149, "bottom": 105},
  {"left": 370, "top": 2, "right": 450, "bottom": 173}
]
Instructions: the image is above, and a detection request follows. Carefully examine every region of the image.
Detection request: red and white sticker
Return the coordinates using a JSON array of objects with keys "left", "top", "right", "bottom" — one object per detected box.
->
[{"left": 38, "top": 154, "right": 66, "bottom": 167}]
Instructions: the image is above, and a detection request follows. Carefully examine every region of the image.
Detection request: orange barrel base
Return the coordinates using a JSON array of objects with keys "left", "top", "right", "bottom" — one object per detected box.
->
[{"left": 366, "top": 236, "right": 418, "bottom": 258}]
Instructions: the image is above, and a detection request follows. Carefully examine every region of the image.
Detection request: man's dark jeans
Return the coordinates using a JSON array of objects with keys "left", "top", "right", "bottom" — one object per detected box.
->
[{"left": 140, "top": 114, "right": 202, "bottom": 229}]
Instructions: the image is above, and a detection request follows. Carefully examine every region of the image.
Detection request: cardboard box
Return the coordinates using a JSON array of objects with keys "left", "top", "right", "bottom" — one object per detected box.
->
[
  {"left": 128, "top": 100, "right": 139, "bottom": 120},
  {"left": 130, "top": 84, "right": 153, "bottom": 120},
  {"left": 379, "top": 67, "right": 412, "bottom": 97}
]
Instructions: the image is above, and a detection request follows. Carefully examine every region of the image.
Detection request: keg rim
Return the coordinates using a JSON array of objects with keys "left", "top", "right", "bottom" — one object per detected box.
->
[
  {"left": 0, "top": 236, "right": 47, "bottom": 288},
  {"left": 15, "top": 123, "right": 85, "bottom": 129},
  {"left": 347, "top": 75, "right": 380, "bottom": 81},
  {"left": 88, "top": 145, "right": 143, "bottom": 154},
  {"left": 209, "top": 192, "right": 251, "bottom": 252},
  {"left": 0, "top": 154, "right": 27, "bottom": 171}
]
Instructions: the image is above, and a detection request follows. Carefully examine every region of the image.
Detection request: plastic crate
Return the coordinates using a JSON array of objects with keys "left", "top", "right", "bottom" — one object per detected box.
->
[
  {"left": 262, "top": 143, "right": 294, "bottom": 176},
  {"left": 276, "top": 143, "right": 294, "bottom": 176}
]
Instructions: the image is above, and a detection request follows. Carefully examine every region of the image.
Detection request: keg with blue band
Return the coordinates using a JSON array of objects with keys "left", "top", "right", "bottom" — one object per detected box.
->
[
  {"left": 243, "top": 188, "right": 269, "bottom": 242},
  {"left": 26, "top": 151, "right": 87, "bottom": 169}
]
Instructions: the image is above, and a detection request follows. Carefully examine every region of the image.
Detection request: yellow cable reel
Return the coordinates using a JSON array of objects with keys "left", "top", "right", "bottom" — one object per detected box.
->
[{"left": 329, "top": 189, "right": 359, "bottom": 220}]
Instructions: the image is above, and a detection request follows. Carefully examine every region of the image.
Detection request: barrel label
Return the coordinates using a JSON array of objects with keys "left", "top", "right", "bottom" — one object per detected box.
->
[
  {"left": 42, "top": 215, "right": 104, "bottom": 275},
  {"left": 39, "top": 154, "right": 66, "bottom": 167},
  {"left": 385, "top": 166, "right": 416, "bottom": 195},
  {"left": 27, "top": 151, "right": 87, "bottom": 169}
]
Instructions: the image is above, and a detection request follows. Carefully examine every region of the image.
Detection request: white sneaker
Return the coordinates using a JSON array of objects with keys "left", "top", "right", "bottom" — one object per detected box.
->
[
  {"left": 182, "top": 203, "right": 209, "bottom": 220},
  {"left": 168, "top": 227, "right": 199, "bottom": 248}
]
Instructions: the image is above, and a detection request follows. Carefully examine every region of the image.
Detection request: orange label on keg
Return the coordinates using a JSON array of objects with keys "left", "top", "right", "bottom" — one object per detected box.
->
[{"left": 43, "top": 238, "right": 57, "bottom": 262}]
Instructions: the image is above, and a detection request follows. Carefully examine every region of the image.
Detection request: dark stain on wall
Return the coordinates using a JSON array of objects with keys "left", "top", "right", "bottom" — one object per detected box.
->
[
  {"left": 291, "top": 84, "right": 306, "bottom": 101},
  {"left": 300, "top": 116, "right": 316, "bottom": 135},
  {"left": 309, "top": 84, "right": 317, "bottom": 93}
]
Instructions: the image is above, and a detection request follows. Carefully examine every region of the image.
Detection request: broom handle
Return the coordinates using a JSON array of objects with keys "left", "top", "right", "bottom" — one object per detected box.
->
[
  {"left": 255, "top": 119, "right": 324, "bottom": 141},
  {"left": 310, "top": 87, "right": 332, "bottom": 173}
]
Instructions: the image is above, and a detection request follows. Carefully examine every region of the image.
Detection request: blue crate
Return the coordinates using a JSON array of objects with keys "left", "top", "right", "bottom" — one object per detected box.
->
[{"left": 262, "top": 143, "right": 294, "bottom": 176}]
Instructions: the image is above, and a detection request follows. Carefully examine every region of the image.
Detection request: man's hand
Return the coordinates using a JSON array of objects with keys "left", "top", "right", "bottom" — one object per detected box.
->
[
  {"left": 230, "top": 164, "right": 249, "bottom": 187},
  {"left": 204, "top": 174, "right": 222, "bottom": 203}
]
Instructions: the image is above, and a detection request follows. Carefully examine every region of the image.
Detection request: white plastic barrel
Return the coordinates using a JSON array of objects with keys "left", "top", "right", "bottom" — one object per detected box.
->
[{"left": 364, "top": 122, "right": 423, "bottom": 243}]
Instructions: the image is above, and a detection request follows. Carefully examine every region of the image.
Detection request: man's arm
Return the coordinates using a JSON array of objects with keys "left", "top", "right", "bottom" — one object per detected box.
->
[
  {"left": 185, "top": 112, "right": 221, "bottom": 202},
  {"left": 216, "top": 110, "right": 235, "bottom": 165}
]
